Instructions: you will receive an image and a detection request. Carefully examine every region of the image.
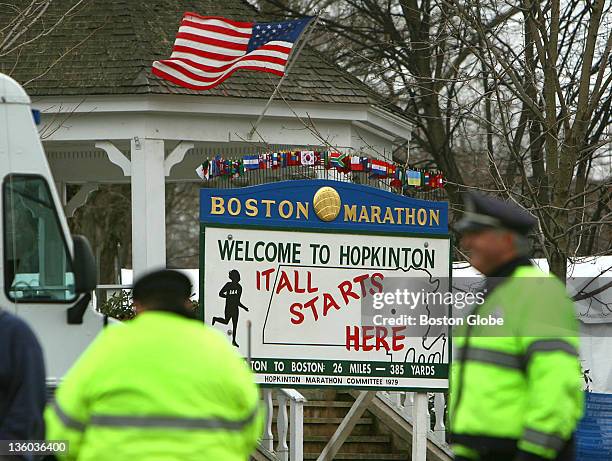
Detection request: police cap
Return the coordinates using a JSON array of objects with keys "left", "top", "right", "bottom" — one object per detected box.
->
[{"left": 455, "top": 191, "right": 537, "bottom": 235}]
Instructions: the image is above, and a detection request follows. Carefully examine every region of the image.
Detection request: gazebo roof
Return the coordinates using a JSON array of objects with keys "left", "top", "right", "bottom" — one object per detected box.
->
[{"left": 1, "top": 0, "right": 396, "bottom": 109}]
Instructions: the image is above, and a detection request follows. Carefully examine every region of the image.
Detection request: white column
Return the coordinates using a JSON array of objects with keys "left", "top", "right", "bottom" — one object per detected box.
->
[
  {"left": 276, "top": 391, "right": 289, "bottom": 461},
  {"left": 54, "top": 181, "right": 66, "bottom": 205},
  {"left": 130, "top": 138, "right": 166, "bottom": 277},
  {"left": 289, "top": 398, "right": 304, "bottom": 461},
  {"left": 261, "top": 390, "right": 274, "bottom": 452},
  {"left": 412, "top": 392, "right": 429, "bottom": 461},
  {"left": 433, "top": 393, "right": 446, "bottom": 443}
]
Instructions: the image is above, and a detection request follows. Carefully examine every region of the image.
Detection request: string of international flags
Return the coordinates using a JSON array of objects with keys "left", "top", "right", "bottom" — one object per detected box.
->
[{"left": 195, "top": 150, "right": 445, "bottom": 189}]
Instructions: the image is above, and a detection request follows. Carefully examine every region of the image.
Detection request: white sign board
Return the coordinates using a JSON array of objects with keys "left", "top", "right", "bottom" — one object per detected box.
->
[{"left": 204, "top": 225, "right": 451, "bottom": 390}]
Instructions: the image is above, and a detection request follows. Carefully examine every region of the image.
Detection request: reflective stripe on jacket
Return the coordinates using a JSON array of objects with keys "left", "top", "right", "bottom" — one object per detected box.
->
[
  {"left": 45, "top": 311, "right": 262, "bottom": 461},
  {"left": 449, "top": 265, "right": 584, "bottom": 460}
]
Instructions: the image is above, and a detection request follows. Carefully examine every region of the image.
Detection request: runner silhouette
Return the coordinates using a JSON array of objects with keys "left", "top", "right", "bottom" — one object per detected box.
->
[{"left": 212, "top": 270, "right": 249, "bottom": 347}]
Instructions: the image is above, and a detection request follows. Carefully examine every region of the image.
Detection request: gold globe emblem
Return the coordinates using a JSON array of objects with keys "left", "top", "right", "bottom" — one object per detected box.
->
[{"left": 313, "top": 186, "right": 341, "bottom": 222}]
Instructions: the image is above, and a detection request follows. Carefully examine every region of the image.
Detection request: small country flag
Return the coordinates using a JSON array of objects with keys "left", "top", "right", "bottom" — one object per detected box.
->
[
  {"left": 390, "top": 167, "right": 403, "bottom": 188},
  {"left": 407, "top": 170, "right": 421, "bottom": 186},
  {"left": 350, "top": 156, "right": 365, "bottom": 171},
  {"left": 432, "top": 173, "right": 445, "bottom": 188},
  {"left": 287, "top": 151, "right": 301, "bottom": 166},
  {"left": 329, "top": 151, "right": 348, "bottom": 169},
  {"left": 207, "top": 156, "right": 219, "bottom": 177},
  {"left": 369, "top": 159, "right": 387, "bottom": 177},
  {"left": 301, "top": 150, "right": 315, "bottom": 165},
  {"left": 229, "top": 160, "right": 243, "bottom": 178},
  {"left": 195, "top": 160, "right": 210, "bottom": 180},
  {"left": 423, "top": 171, "right": 431, "bottom": 186},
  {"left": 243, "top": 155, "right": 259, "bottom": 170},
  {"left": 259, "top": 153, "right": 270, "bottom": 169},
  {"left": 220, "top": 159, "right": 230, "bottom": 176},
  {"left": 271, "top": 152, "right": 280, "bottom": 168},
  {"left": 392, "top": 167, "right": 405, "bottom": 188}
]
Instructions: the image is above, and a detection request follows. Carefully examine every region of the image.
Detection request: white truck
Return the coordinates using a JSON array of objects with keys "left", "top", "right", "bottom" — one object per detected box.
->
[{"left": 1, "top": 72, "right": 102, "bottom": 385}]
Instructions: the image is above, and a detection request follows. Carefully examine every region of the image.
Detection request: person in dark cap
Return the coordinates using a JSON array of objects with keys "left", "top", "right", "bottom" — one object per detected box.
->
[
  {"left": 454, "top": 191, "right": 537, "bottom": 281},
  {"left": 46, "top": 269, "right": 262, "bottom": 461},
  {"left": 449, "top": 192, "right": 583, "bottom": 461},
  {"left": 131, "top": 269, "right": 196, "bottom": 318}
]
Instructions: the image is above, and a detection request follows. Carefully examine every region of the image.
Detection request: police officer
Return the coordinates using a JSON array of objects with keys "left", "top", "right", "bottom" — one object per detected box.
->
[
  {"left": 45, "top": 270, "right": 262, "bottom": 460},
  {"left": 449, "top": 192, "right": 583, "bottom": 461}
]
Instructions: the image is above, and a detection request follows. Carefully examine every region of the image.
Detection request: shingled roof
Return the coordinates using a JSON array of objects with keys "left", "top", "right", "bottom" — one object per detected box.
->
[{"left": 0, "top": 0, "right": 395, "bottom": 108}]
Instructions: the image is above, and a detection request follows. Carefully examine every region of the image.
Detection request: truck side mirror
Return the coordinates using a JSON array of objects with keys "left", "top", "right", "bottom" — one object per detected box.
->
[{"left": 72, "top": 235, "right": 97, "bottom": 293}]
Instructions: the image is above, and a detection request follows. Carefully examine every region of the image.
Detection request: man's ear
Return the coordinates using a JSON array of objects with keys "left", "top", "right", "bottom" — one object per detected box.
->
[
  {"left": 133, "top": 301, "right": 145, "bottom": 315},
  {"left": 502, "top": 231, "right": 519, "bottom": 253}
]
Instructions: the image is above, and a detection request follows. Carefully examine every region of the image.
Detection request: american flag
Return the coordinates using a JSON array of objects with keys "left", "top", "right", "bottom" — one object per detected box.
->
[{"left": 152, "top": 13, "right": 314, "bottom": 90}]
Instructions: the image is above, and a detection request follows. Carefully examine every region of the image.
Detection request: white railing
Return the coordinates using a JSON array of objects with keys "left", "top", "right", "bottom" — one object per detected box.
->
[
  {"left": 379, "top": 391, "right": 447, "bottom": 445},
  {"left": 261, "top": 388, "right": 306, "bottom": 461},
  {"left": 95, "top": 284, "right": 131, "bottom": 305},
  {"left": 433, "top": 392, "right": 446, "bottom": 442}
]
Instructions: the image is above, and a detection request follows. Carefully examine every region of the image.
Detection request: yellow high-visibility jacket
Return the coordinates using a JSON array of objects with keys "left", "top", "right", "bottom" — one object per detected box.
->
[
  {"left": 46, "top": 311, "right": 262, "bottom": 461},
  {"left": 449, "top": 265, "right": 584, "bottom": 460}
]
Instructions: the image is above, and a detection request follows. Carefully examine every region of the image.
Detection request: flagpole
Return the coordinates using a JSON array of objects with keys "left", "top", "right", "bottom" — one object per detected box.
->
[{"left": 247, "top": 12, "right": 322, "bottom": 140}]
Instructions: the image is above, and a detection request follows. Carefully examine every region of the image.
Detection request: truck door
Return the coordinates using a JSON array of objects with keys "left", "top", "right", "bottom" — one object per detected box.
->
[{"left": 3, "top": 175, "right": 102, "bottom": 380}]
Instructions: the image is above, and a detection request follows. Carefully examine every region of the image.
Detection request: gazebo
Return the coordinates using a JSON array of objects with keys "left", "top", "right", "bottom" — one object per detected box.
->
[{"left": 2, "top": 0, "right": 412, "bottom": 277}]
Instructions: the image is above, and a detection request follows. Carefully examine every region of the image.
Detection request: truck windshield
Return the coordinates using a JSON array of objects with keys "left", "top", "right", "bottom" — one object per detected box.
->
[{"left": 3, "top": 175, "right": 76, "bottom": 302}]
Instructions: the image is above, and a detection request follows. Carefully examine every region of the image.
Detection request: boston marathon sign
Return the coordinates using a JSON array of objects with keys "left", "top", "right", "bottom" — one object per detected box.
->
[{"left": 200, "top": 180, "right": 451, "bottom": 390}]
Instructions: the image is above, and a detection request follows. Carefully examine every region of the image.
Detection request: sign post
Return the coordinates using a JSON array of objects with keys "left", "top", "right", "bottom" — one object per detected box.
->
[{"left": 413, "top": 392, "right": 429, "bottom": 461}]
